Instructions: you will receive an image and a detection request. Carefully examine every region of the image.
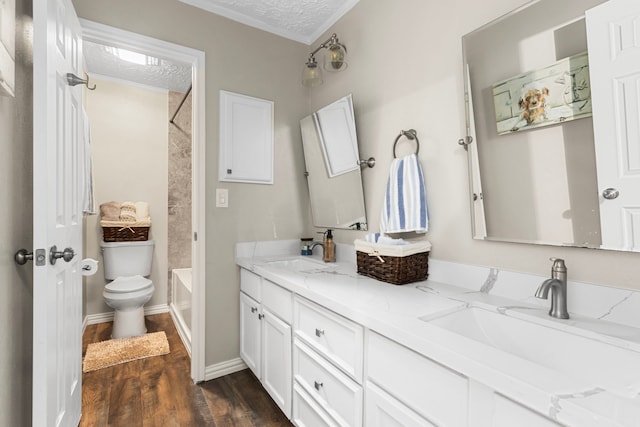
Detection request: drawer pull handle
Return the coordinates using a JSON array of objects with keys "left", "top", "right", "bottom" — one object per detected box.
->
[
  {"left": 258, "top": 314, "right": 264, "bottom": 320},
  {"left": 315, "top": 328, "right": 325, "bottom": 337},
  {"left": 250, "top": 307, "right": 258, "bottom": 313},
  {"left": 314, "top": 381, "right": 323, "bottom": 391}
]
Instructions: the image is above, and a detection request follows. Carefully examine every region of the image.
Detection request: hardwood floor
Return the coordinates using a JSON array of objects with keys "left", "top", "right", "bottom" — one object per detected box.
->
[{"left": 81, "top": 313, "right": 293, "bottom": 426}]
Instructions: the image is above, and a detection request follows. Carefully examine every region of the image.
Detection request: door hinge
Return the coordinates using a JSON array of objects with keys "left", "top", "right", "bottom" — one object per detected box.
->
[{"left": 194, "top": 232, "right": 198, "bottom": 241}]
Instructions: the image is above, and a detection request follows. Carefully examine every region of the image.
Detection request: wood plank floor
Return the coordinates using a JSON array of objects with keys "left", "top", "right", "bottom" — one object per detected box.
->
[{"left": 81, "top": 313, "right": 293, "bottom": 426}]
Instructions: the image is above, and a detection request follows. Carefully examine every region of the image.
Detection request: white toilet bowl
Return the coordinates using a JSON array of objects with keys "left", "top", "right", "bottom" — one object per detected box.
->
[{"left": 103, "top": 275, "right": 154, "bottom": 339}]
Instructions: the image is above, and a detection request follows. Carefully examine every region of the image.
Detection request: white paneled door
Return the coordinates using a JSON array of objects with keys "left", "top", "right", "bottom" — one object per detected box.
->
[
  {"left": 33, "top": 0, "right": 84, "bottom": 425},
  {"left": 587, "top": 0, "right": 640, "bottom": 251}
]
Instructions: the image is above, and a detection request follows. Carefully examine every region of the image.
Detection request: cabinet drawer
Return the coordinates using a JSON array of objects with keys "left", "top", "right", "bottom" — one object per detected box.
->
[
  {"left": 294, "top": 339, "right": 363, "bottom": 427},
  {"left": 293, "top": 382, "right": 339, "bottom": 427},
  {"left": 365, "top": 381, "right": 435, "bottom": 427},
  {"left": 294, "top": 296, "right": 363, "bottom": 381},
  {"left": 240, "top": 268, "right": 261, "bottom": 301},
  {"left": 262, "top": 279, "right": 292, "bottom": 323},
  {"left": 367, "top": 332, "right": 468, "bottom": 426}
]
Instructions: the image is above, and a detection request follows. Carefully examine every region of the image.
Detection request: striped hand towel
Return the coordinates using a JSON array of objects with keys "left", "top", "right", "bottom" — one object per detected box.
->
[{"left": 380, "top": 153, "right": 428, "bottom": 233}]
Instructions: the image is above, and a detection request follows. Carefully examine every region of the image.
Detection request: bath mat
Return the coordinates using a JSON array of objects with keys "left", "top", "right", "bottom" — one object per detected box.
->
[{"left": 83, "top": 331, "right": 170, "bottom": 373}]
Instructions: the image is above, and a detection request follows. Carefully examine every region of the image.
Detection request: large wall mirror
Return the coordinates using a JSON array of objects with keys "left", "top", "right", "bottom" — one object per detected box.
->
[
  {"left": 300, "top": 94, "right": 368, "bottom": 230},
  {"left": 463, "top": 0, "right": 640, "bottom": 252}
]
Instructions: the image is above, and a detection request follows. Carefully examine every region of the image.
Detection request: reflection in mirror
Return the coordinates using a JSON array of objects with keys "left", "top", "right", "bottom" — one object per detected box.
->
[
  {"left": 300, "top": 94, "right": 368, "bottom": 230},
  {"left": 461, "top": 0, "right": 640, "bottom": 252}
]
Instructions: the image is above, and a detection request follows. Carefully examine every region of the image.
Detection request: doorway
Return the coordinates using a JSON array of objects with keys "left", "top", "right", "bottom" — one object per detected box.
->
[{"left": 80, "top": 19, "right": 206, "bottom": 382}]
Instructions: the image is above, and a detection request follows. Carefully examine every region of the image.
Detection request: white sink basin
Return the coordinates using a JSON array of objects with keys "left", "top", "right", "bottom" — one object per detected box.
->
[
  {"left": 265, "top": 258, "right": 330, "bottom": 273},
  {"left": 423, "top": 307, "right": 640, "bottom": 397}
]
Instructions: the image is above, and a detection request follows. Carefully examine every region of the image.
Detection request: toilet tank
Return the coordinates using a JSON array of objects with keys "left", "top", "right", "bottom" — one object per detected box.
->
[{"left": 100, "top": 240, "right": 155, "bottom": 280}]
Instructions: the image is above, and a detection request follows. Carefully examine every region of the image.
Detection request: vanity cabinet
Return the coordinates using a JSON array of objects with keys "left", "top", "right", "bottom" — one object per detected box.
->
[
  {"left": 293, "top": 296, "right": 364, "bottom": 426},
  {"left": 239, "top": 264, "right": 569, "bottom": 426},
  {"left": 239, "top": 269, "right": 292, "bottom": 418}
]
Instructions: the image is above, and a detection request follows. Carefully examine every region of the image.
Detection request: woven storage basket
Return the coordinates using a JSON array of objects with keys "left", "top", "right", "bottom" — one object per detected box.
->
[
  {"left": 102, "top": 226, "right": 149, "bottom": 242},
  {"left": 355, "top": 239, "right": 431, "bottom": 285}
]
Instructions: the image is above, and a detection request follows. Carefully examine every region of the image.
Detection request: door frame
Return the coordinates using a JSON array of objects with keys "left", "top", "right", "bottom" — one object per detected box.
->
[{"left": 80, "top": 19, "right": 207, "bottom": 382}]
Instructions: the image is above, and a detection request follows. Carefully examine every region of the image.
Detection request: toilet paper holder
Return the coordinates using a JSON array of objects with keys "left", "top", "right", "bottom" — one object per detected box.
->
[{"left": 81, "top": 258, "right": 99, "bottom": 276}]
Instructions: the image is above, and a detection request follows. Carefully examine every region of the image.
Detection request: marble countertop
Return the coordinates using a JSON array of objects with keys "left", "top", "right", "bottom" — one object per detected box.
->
[{"left": 236, "top": 249, "right": 640, "bottom": 427}]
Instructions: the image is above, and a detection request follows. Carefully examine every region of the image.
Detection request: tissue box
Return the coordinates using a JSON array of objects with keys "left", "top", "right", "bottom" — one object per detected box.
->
[{"left": 354, "top": 239, "right": 431, "bottom": 285}]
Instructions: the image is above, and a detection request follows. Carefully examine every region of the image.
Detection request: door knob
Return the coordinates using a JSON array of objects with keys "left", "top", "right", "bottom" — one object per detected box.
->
[
  {"left": 14, "top": 249, "right": 33, "bottom": 265},
  {"left": 15, "top": 249, "right": 47, "bottom": 266},
  {"left": 602, "top": 188, "right": 619, "bottom": 200},
  {"left": 49, "top": 245, "right": 75, "bottom": 265}
]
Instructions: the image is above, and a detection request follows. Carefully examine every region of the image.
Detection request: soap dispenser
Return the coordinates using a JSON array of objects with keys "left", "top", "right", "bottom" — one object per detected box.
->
[{"left": 323, "top": 229, "right": 336, "bottom": 263}]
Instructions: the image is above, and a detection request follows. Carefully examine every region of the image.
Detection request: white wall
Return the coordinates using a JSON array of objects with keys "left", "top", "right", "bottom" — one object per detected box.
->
[
  {"left": 83, "top": 78, "right": 169, "bottom": 315},
  {"left": 312, "top": 0, "right": 640, "bottom": 290},
  {"left": 0, "top": 0, "right": 34, "bottom": 424}
]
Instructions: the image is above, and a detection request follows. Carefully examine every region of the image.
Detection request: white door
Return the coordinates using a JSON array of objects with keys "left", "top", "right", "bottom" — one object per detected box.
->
[
  {"left": 33, "top": 0, "right": 84, "bottom": 425},
  {"left": 586, "top": 0, "right": 640, "bottom": 251}
]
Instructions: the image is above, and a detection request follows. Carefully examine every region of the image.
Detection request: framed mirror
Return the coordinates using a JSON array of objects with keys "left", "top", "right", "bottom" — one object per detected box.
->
[
  {"left": 300, "top": 94, "right": 368, "bottom": 230},
  {"left": 463, "top": 0, "right": 640, "bottom": 252}
]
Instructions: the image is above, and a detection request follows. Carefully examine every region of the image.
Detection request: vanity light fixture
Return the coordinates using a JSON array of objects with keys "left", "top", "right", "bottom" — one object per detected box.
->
[{"left": 302, "top": 33, "right": 348, "bottom": 88}]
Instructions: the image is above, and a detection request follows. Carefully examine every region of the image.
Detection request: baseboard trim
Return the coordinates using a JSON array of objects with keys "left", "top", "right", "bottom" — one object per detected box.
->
[
  {"left": 85, "top": 304, "right": 169, "bottom": 325},
  {"left": 204, "top": 358, "right": 247, "bottom": 382}
]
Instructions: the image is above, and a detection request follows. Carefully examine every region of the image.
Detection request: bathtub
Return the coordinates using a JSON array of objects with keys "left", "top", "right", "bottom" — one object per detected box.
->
[{"left": 170, "top": 268, "right": 192, "bottom": 355}]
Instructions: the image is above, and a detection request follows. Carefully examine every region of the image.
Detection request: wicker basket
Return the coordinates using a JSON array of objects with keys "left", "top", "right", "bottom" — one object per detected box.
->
[
  {"left": 102, "top": 226, "right": 149, "bottom": 242},
  {"left": 355, "top": 239, "right": 431, "bottom": 285}
]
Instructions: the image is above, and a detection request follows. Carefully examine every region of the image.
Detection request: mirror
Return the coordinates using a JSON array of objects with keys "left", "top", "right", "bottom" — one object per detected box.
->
[
  {"left": 300, "top": 94, "right": 368, "bottom": 230},
  {"left": 463, "top": 0, "right": 640, "bottom": 252}
]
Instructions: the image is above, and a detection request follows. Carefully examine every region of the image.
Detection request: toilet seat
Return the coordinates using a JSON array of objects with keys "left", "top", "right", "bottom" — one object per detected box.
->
[{"left": 105, "top": 275, "right": 153, "bottom": 294}]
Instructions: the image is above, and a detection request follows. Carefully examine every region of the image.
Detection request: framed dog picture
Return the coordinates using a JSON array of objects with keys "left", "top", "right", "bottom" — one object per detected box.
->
[{"left": 492, "top": 52, "right": 591, "bottom": 135}]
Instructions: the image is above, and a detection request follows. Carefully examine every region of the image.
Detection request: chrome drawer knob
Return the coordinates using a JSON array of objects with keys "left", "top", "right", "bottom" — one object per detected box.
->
[
  {"left": 315, "top": 328, "right": 325, "bottom": 337},
  {"left": 314, "top": 381, "right": 323, "bottom": 391}
]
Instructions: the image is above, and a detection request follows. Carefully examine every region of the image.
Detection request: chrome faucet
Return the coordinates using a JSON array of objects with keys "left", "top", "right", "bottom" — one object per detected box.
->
[
  {"left": 310, "top": 241, "right": 324, "bottom": 254},
  {"left": 535, "top": 258, "right": 569, "bottom": 319}
]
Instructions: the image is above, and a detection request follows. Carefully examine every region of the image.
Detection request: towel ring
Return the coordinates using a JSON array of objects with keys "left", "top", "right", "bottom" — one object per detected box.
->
[{"left": 393, "top": 129, "right": 420, "bottom": 158}]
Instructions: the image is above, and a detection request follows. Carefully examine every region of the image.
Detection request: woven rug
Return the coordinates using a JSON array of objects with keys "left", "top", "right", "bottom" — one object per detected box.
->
[{"left": 83, "top": 331, "right": 170, "bottom": 373}]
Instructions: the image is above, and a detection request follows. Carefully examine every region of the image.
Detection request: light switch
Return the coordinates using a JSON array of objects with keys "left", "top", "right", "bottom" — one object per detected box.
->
[{"left": 216, "top": 188, "right": 229, "bottom": 208}]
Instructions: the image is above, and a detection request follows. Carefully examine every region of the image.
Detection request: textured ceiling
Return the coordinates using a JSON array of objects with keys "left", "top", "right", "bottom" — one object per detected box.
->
[
  {"left": 178, "top": 0, "right": 359, "bottom": 44},
  {"left": 83, "top": 41, "right": 192, "bottom": 93}
]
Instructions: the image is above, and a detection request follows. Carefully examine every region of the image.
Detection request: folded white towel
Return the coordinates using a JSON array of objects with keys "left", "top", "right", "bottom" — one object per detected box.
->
[
  {"left": 380, "top": 153, "right": 428, "bottom": 234},
  {"left": 134, "top": 201, "right": 149, "bottom": 220},
  {"left": 365, "top": 233, "right": 408, "bottom": 245}
]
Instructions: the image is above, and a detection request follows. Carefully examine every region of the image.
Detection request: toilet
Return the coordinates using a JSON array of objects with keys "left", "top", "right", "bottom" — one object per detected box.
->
[{"left": 100, "top": 240, "right": 155, "bottom": 339}]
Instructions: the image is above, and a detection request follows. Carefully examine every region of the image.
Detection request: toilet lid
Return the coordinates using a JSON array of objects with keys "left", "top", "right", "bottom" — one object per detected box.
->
[{"left": 105, "top": 275, "right": 153, "bottom": 293}]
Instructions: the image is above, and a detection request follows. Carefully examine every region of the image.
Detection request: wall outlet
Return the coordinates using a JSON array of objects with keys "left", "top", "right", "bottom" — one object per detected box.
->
[{"left": 216, "top": 188, "right": 229, "bottom": 208}]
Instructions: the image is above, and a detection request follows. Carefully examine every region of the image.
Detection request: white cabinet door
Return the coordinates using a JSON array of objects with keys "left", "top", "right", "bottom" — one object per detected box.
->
[
  {"left": 365, "top": 381, "right": 435, "bottom": 427},
  {"left": 262, "top": 308, "right": 292, "bottom": 418},
  {"left": 240, "top": 292, "right": 262, "bottom": 378},
  {"left": 219, "top": 90, "right": 274, "bottom": 184}
]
